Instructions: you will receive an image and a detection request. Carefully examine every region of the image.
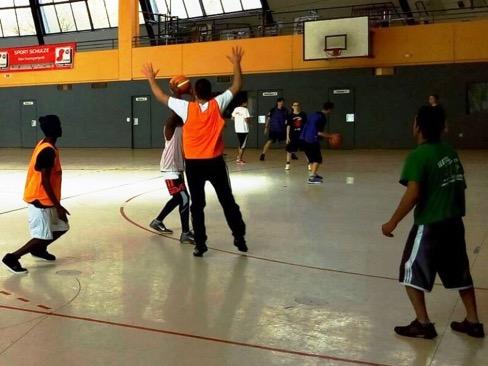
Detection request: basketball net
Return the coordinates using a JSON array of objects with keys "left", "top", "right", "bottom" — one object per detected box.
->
[{"left": 325, "top": 48, "right": 342, "bottom": 58}]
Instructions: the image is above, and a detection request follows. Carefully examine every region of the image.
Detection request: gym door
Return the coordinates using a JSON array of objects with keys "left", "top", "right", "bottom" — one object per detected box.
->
[
  {"left": 131, "top": 96, "right": 152, "bottom": 148},
  {"left": 20, "top": 100, "right": 38, "bottom": 147},
  {"left": 244, "top": 94, "right": 257, "bottom": 148},
  {"left": 327, "top": 88, "right": 356, "bottom": 149},
  {"left": 256, "top": 89, "right": 283, "bottom": 148}
]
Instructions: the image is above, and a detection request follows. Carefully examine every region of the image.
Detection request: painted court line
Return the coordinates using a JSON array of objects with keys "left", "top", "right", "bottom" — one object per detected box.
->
[
  {"left": 0, "top": 163, "right": 280, "bottom": 216},
  {"left": 120, "top": 196, "right": 400, "bottom": 281},
  {"left": 0, "top": 176, "right": 161, "bottom": 216},
  {"left": 0, "top": 304, "right": 391, "bottom": 366},
  {"left": 1, "top": 289, "right": 54, "bottom": 311},
  {"left": 120, "top": 198, "right": 488, "bottom": 291}
]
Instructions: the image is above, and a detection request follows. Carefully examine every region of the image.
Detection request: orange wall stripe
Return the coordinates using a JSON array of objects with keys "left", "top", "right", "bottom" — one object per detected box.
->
[{"left": 1, "top": 18, "right": 488, "bottom": 88}]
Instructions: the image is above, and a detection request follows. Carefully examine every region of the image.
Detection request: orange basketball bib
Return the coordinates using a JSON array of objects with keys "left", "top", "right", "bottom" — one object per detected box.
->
[
  {"left": 23, "top": 140, "right": 62, "bottom": 206},
  {"left": 183, "top": 99, "right": 225, "bottom": 159}
]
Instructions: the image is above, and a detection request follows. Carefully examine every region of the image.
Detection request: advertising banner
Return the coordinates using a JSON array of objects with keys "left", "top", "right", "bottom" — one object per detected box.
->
[{"left": 0, "top": 43, "right": 76, "bottom": 72}]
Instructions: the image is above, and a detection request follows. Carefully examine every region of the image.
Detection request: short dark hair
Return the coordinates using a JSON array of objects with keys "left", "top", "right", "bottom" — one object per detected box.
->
[
  {"left": 416, "top": 105, "right": 445, "bottom": 141},
  {"left": 234, "top": 91, "right": 248, "bottom": 106},
  {"left": 194, "top": 78, "right": 212, "bottom": 100},
  {"left": 323, "top": 102, "right": 334, "bottom": 110},
  {"left": 39, "top": 115, "right": 61, "bottom": 137},
  {"left": 430, "top": 94, "right": 440, "bottom": 101},
  {"left": 277, "top": 97, "right": 284, "bottom": 103}
]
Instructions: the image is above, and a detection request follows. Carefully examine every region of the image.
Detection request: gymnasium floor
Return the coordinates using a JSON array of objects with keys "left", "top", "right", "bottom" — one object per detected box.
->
[{"left": 0, "top": 148, "right": 486, "bottom": 366}]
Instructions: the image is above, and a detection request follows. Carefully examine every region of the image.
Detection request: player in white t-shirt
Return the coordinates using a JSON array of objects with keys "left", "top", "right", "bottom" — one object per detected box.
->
[
  {"left": 231, "top": 100, "right": 251, "bottom": 164},
  {"left": 149, "top": 111, "right": 195, "bottom": 245}
]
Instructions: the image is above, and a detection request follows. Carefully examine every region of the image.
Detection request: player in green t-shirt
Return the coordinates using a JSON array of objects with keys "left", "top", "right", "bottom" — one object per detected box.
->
[{"left": 382, "top": 106, "right": 484, "bottom": 339}]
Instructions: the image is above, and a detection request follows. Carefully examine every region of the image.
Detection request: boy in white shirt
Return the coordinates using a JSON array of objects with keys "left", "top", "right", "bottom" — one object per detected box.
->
[
  {"left": 149, "top": 110, "right": 194, "bottom": 244},
  {"left": 231, "top": 100, "right": 251, "bottom": 164}
]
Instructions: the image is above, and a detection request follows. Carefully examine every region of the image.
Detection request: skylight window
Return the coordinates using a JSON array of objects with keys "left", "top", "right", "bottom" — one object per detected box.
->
[
  {"left": 150, "top": 0, "right": 262, "bottom": 19},
  {"left": 0, "top": 1, "right": 36, "bottom": 37},
  {"left": 0, "top": 0, "right": 263, "bottom": 38}
]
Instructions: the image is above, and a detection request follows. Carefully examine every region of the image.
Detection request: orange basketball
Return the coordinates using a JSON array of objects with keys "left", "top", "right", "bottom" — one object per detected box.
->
[
  {"left": 329, "top": 133, "right": 343, "bottom": 149},
  {"left": 169, "top": 75, "right": 191, "bottom": 95}
]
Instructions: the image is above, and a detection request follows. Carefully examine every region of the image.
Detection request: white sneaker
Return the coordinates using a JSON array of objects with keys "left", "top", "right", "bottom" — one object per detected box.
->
[{"left": 285, "top": 163, "right": 290, "bottom": 170}]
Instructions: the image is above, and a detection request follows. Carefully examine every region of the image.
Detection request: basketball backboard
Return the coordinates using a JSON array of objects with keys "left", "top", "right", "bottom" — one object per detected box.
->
[{"left": 304, "top": 16, "right": 370, "bottom": 60}]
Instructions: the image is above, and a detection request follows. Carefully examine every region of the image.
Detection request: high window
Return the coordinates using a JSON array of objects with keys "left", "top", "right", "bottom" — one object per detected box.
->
[
  {"left": 0, "top": 0, "right": 263, "bottom": 38},
  {"left": 39, "top": 0, "right": 144, "bottom": 34},
  {"left": 150, "top": 0, "right": 262, "bottom": 19},
  {"left": 0, "top": 0, "right": 36, "bottom": 37}
]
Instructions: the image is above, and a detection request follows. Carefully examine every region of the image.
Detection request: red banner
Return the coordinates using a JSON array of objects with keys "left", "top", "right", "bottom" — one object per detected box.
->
[{"left": 0, "top": 43, "right": 76, "bottom": 73}]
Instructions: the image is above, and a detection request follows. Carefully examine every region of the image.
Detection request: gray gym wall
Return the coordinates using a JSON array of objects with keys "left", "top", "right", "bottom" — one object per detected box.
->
[{"left": 0, "top": 62, "right": 487, "bottom": 149}]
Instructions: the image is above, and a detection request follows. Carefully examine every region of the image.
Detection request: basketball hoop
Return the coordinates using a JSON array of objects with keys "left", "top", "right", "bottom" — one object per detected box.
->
[
  {"left": 304, "top": 18, "right": 369, "bottom": 61},
  {"left": 325, "top": 48, "right": 342, "bottom": 57}
]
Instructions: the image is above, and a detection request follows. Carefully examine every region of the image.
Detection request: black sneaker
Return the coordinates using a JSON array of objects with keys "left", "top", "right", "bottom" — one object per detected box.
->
[
  {"left": 394, "top": 320, "right": 438, "bottom": 339},
  {"left": 291, "top": 153, "right": 298, "bottom": 160},
  {"left": 2, "top": 254, "right": 28, "bottom": 274},
  {"left": 150, "top": 219, "right": 173, "bottom": 234},
  {"left": 451, "top": 319, "right": 485, "bottom": 338},
  {"left": 180, "top": 231, "right": 195, "bottom": 244},
  {"left": 193, "top": 245, "right": 208, "bottom": 257},
  {"left": 308, "top": 176, "right": 323, "bottom": 184},
  {"left": 31, "top": 250, "right": 56, "bottom": 261},
  {"left": 315, "top": 174, "right": 324, "bottom": 180},
  {"left": 234, "top": 237, "right": 248, "bottom": 253},
  {"left": 259, "top": 153, "right": 265, "bottom": 161}
]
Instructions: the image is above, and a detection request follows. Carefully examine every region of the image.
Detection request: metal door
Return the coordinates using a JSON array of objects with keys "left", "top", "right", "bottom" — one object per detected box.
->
[
  {"left": 243, "top": 94, "right": 257, "bottom": 148},
  {"left": 131, "top": 96, "right": 152, "bottom": 148},
  {"left": 20, "top": 100, "right": 38, "bottom": 147},
  {"left": 256, "top": 89, "right": 284, "bottom": 148},
  {"left": 327, "top": 88, "right": 356, "bottom": 149}
]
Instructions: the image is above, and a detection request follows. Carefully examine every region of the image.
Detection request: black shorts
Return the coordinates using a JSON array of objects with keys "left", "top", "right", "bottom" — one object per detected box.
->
[
  {"left": 302, "top": 142, "right": 322, "bottom": 164},
  {"left": 268, "top": 131, "right": 285, "bottom": 143},
  {"left": 236, "top": 133, "right": 248, "bottom": 149},
  {"left": 399, "top": 217, "right": 473, "bottom": 292},
  {"left": 286, "top": 139, "right": 301, "bottom": 153}
]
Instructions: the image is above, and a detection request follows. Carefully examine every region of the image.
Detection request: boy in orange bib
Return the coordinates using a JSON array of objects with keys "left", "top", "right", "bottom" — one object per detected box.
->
[
  {"left": 142, "top": 47, "right": 247, "bottom": 257},
  {"left": 2, "top": 115, "right": 70, "bottom": 274}
]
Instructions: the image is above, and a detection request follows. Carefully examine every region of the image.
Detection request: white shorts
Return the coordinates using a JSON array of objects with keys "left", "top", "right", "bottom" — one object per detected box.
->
[{"left": 28, "top": 204, "right": 70, "bottom": 240}]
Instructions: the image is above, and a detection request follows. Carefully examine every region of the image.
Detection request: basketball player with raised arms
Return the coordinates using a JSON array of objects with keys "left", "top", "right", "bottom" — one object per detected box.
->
[{"left": 142, "top": 47, "right": 247, "bottom": 257}]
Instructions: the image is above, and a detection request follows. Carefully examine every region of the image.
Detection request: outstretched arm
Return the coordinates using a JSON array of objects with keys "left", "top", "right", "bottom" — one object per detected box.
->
[
  {"left": 227, "top": 46, "right": 244, "bottom": 96},
  {"left": 318, "top": 132, "right": 334, "bottom": 139},
  {"left": 142, "top": 63, "right": 169, "bottom": 105}
]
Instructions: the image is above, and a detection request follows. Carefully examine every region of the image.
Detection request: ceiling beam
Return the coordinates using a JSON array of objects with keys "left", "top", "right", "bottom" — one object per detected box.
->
[
  {"left": 399, "top": 0, "right": 415, "bottom": 24},
  {"left": 29, "top": 0, "right": 45, "bottom": 45},
  {"left": 139, "top": 0, "right": 157, "bottom": 46}
]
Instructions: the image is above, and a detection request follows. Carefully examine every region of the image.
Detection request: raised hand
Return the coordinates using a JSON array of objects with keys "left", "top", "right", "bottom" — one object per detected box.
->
[
  {"left": 226, "top": 46, "right": 244, "bottom": 65},
  {"left": 141, "top": 63, "right": 159, "bottom": 80}
]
